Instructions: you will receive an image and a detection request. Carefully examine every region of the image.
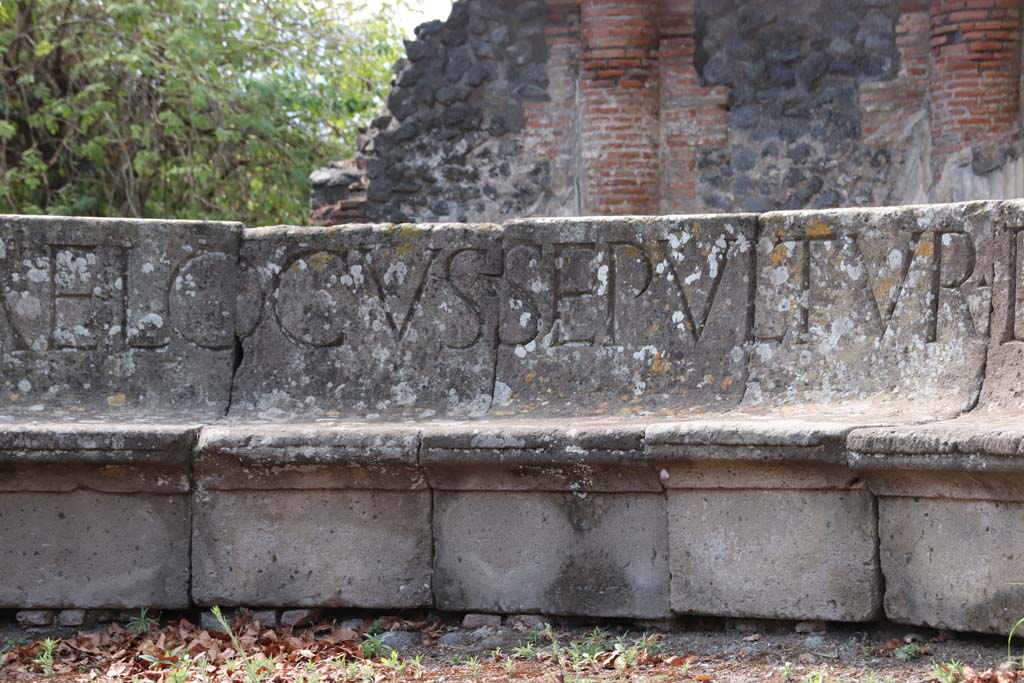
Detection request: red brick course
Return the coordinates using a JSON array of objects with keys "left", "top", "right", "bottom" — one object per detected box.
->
[
  {"left": 579, "top": 0, "right": 661, "bottom": 214},
  {"left": 929, "top": 0, "right": 1022, "bottom": 165}
]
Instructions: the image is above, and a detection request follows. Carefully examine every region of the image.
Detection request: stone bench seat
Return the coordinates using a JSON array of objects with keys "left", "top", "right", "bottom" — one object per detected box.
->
[
  {"left": 0, "top": 215, "right": 241, "bottom": 610},
  {"left": 841, "top": 203, "right": 1024, "bottom": 634},
  {"left": 6, "top": 203, "right": 1024, "bottom": 632}
]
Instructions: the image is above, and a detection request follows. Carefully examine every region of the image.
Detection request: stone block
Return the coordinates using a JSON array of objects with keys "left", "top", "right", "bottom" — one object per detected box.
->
[
  {"left": 16, "top": 610, "right": 55, "bottom": 628},
  {"left": 493, "top": 216, "right": 757, "bottom": 416},
  {"left": 505, "top": 614, "right": 548, "bottom": 629},
  {"left": 231, "top": 223, "right": 502, "bottom": 419},
  {"left": 57, "top": 609, "right": 87, "bottom": 628},
  {"left": 433, "top": 491, "right": 669, "bottom": 618},
  {"left": 280, "top": 608, "right": 325, "bottom": 628},
  {"left": 0, "top": 216, "right": 237, "bottom": 610},
  {"left": 462, "top": 613, "right": 501, "bottom": 629},
  {"left": 844, "top": 201, "right": 1024, "bottom": 633},
  {"left": 665, "top": 489, "right": 880, "bottom": 621},
  {"left": 0, "top": 215, "right": 241, "bottom": 419},
  {"left": 192, "top": 489, "right": 431, "bottom": 608},
  {"left": 251, "top": 610, "right": 280, "bottom": 627},
  {"left": 193, "top": 423, "right": 431, "bottom": 608},
  {"left": 0, "top": 491, "right": 190, "bottom": 608},
  {"left": 750, "top": 204, "right": 994, "bottom": 413},
  {"left": 877, "top": 497, "right": 1024, "bottom": 634},
  {"left": 422, "top": 421, "right": 658, "bottom": 492},
  {"left": 379, "top": 630, "right": 422, "bottom": 652}
]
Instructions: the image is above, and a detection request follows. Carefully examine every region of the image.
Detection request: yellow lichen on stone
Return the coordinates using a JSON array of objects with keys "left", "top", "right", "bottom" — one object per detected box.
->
[
  {"left": 398, "top": 225, "right": 423, "bottom": 239},
  {"left": 107, "top": 393, "right": 127, "bottom": 407},
  {"left": 650, "top": 352, "right": 670, "bottom": 375},
  {"left": 770, "top": 244, "right": 788, "bottom": 267},
  {"left": 307, "top": 251, "right": 334, "bottom": 272},
  {"left": 807, "top": 220, "right": 833, "bottom": 239},
  {"left": 874, "top": 275, "right": 896, "bottom": 304}
]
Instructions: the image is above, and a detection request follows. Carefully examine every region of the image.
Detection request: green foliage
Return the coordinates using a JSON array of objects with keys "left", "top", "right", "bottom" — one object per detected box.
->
[
  {"left": 0, "top": 0, "right": 406, "bottom": 224},
  {"left": 893, "top": 642, "right": 925, "bottom": 662},
  {"left": 930, "top": 659, "right": 965, "bottom": 683},
  {"left": 210, "top": 605, "right": 270, "bottom": 683},
  {"left": 33, "top": 637, "right": 57, "bottom": 675},
  {"left": 1009, "top": 615, "right": 1024, "bottom": 663},
  {"left": 127, "top": 607, "right": 158, "bottom": 635},
  {"left": 359, "top": 634, "right": 385, "bottom": 660}
]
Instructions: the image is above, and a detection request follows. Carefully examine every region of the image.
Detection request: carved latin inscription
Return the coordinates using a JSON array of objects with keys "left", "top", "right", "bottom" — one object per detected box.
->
[
  {"left": 0, "top": 216, "right": 240, "bottom": 416},
  {"left": 752, "top": 206, "right": 993, "bottom": 408},
  {"left": 0, "top": 242, "right": 236, "bottom": 353},
  {"left": 492, "top": 217, "right": 757, "bottom": 415}
]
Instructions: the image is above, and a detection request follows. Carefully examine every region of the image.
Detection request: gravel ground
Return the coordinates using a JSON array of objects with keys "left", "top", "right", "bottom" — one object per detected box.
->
[{"left": 0, "top": 611, "right": 1016, "bottom": 682}]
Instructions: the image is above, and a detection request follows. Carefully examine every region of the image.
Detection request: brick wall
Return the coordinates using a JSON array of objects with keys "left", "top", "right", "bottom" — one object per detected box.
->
[
  {"left": 658, "top": 0, "right": 729, "bottom": 214},
  {"left": 578, "top": 0, "right": 661, "bottom": 214},
  {"left": 335, "top": 0, "right": 1024, "bottom": 225},
  {"left": 929, "top": 0, "right": 1022, "bottom": 167},
  {"left": 523, "top": 0, "right": 582, "bottom": 214}
]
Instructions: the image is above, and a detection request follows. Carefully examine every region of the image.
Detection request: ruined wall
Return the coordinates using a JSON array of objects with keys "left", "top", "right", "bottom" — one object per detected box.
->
[
  {"left": 313, "top": 0, "right": 1024, "bottom": 223},
  {"left": 359, "top": 0, "right": 563, "bottom": 223}
]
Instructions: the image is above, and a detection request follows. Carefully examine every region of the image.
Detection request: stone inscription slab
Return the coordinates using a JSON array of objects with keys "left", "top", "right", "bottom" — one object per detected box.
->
[
  {"left": 232, "top": 224, "right": 503, "bottom": 418},
  {"left": 491, "top": 216, "right": 757, "bottom": 415},
  {"left": 749, "top": 203, "right": 995, "bottom": 412},
  {"left": 976, "top": 200, "right": 1024, "bottom": 409},
  {"left": 0, "top": 215, "right": 241, "bottom": 418}
]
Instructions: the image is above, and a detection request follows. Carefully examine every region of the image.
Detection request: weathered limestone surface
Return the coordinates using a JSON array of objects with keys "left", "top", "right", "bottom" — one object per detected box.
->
[
  {"left": 7, "top": 203, "right": 1024, "bottom": 631},
  {"left": 196, "top": 223, "right": 504, "bottom": 608},
  {"left": 433, "top": 491, "right": 669, "bottom": 618},
  {"left": 0, "top": 492, "right": 190, "bottom": 608},
  {"left": 667, "top": 489, "right": 879, "bottom": 621},
  {"left": 747, "top": 203, "right": 993, "bottom": 413},
  {"left": 492, "top": 216, "right": 757, "bottom": 416},
  {"left": 875, "top": 498, "right": 1024, "bottom": 633},
  {"left": 232, "top": 223, "right": 502, "bottom": 419},
  {"left": 193, "top": 424, "right": 431, "bottom": 608},
  {"left": 848, "top": 201, "right": 1024, "bottom": 633},
  {"left": 0, "top": 215, "right": 241, "bottom": 609},
  {"left": 0, "top": 215, "right": 241, "bottom": 418},
  {"left": 424, "top": 420, "right": 666, "bottom": 616},
  {"left": 193, "top": 489, "right": 432, "bottom": 608},
  {"left": 426, "top": 215, "right": 754, "bottom": 617},
  {"left": 647, "top": 203, "right": 998, "bottom": 621}
]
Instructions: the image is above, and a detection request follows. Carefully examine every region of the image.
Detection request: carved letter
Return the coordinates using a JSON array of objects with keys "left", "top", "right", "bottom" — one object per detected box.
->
[
  {"left": 273, "top": 249, "right": 349, "bottom": 348},
  {"left": 776, "top": 232, "right": 839, "bottom": 340},
  {"left": 443, "top": 247, "right": 494, "bottom": 350},
  {"left": 603, "top": 241, "right": 652, "bottom": 345},
  {"left": 48, "top": 244, "right": 129, "bottom": 350},
  {"left": 362, "top": 247, "right": 439, "bottom": 343},
  {"left": 849, "top": 230, "right": 925, "bottom": 340},
  {"left": 1002, "top": 225, "right": 1024, "bottom": 344},
  {"left": 661, "top": 237, "right": 733, "bottom": 344},
  {"left": 497, "top": 243, "right": 542, "bottom": 347},
  {"left": 551, "top": 242, "right": 599, "bottom": 347}
]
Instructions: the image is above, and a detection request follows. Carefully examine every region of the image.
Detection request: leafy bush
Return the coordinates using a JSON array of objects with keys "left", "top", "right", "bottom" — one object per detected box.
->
[{"left": 0, "top": 0, "right": 405, "bottom": 224}]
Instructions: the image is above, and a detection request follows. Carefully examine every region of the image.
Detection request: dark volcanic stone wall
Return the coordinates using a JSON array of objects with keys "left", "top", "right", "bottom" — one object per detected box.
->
[
  {"left": 362, "top": 0, "right": 553, "bottom": 223},
  {"left": 694, "top": 0, "right": 900, "bottom": 211},
  {"left": 331, "top": 0, "right": 1023, "bottom": 224}
]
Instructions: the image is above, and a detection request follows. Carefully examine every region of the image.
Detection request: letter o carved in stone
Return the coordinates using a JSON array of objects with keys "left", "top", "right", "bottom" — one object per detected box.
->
[
  {"left": 168, "top": 251, "right": 237, "bottom": 350},
  {"left": 273, "top": 250, "right": 351, "bottom": 348}
]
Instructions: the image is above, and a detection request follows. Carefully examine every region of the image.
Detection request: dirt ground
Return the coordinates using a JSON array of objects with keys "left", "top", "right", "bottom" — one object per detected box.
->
[{"left": 0, "top": 610, "right": 1019, "bottom": 683}]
